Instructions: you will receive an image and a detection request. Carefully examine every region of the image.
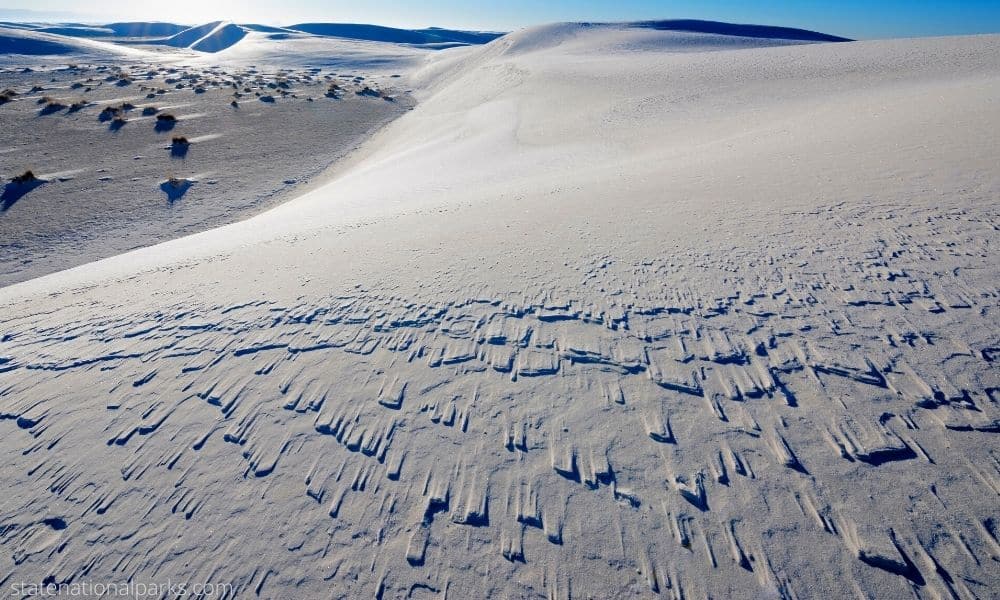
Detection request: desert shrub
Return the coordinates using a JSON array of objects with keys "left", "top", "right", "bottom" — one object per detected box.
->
[
  {"left": 171, "top": 136, "right": 189, "bottom": 146},
  {"left": 156, "top": 113, "right": 177, "bottom": 122},
  {"left": 68, "top": 100, "right": 88, "bottom": 112},
  {"left": 142, "top": 106, "right": 159, "bottom": 116},
  {"left": 11, "top": 170, "right": 37, "bottom": 184}
]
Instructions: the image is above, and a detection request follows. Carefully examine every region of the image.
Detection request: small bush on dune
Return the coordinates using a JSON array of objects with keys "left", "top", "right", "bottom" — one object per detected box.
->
[
  {"left": 68, "top": 100, "right": 88, "bottom": 113},
  {"left": 11, "top": 170, "right": 38, "bottom": 184},
  {"left": 39, "top": 99, "right": 68, "bottom": 115},
  {"left": 142, "top": 106, "right": 159, "bottom": 116},
  {"left": 99, "top": 105, "right": 120, "bottom": 121},
  {"left": 156, "top": 113, "right": 177, "bottom": 122},
  {"left": 171, "top": 136, "right": 189, "bottom": 146}
]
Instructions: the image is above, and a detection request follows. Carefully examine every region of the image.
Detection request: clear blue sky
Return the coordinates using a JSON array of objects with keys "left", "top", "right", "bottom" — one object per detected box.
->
[{"left": 3, "top": 0, "right": 1000, "bottom": 39}]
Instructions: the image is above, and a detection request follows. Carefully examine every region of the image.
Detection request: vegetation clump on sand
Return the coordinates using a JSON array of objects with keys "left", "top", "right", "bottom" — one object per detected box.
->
[
  {"left": 10, "top": 170, "right": 38, "bottom": 184},
  {"left": 142, "top": 106, "right": 159, "bottom": 116},
  {"left": 99, "top": 105, "right": 121, "bottom": 121},
  {"left": 0, "top": 89, "right": 16, "bottom": 105},
  {"left": 39, "top": 99, "right": 68, "bottom": 115},
  {"left": 156, "top": 113, "right": 177, "bottom": 122},
  {"left": 171, "top": 136, "right": 190, "bottom": 146}
]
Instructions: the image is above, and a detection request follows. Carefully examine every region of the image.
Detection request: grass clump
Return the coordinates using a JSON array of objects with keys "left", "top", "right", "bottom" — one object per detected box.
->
[{"left": 11, "top": 170, "right": 38, "bottom": 184}]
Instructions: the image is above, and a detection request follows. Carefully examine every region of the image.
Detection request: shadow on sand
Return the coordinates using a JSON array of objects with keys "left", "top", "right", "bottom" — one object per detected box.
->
[
  {"left": 1, "top": 179, "right": 45, "bottom": 212},
  {"left": 160, "top": 178, "right": 192, "bottom": 202}
]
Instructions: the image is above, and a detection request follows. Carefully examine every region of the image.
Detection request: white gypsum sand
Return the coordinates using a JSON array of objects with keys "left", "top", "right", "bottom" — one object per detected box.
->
[
  {"left": 0, "top": 23, "right": 998, "bottom": 599},
  {"left": 0, "top": 58, "right": 413, "bottom": 286}
]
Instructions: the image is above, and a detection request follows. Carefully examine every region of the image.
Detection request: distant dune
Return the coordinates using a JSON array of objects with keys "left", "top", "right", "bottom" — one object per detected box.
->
[
  {"left": 634, "top": 19, "right": 851, "bottom": 42},
  {"left": 159, "top": 21, "right": 248, "bottom": 52},
  {"left": 289, "top": 22, "right": 503, "bottom": 45},
  {"left": 2, "top": 18, "right": 848, "bottom": 56},
  {"left": 0, "top": 25, "right": 148, "bottom": 56}
]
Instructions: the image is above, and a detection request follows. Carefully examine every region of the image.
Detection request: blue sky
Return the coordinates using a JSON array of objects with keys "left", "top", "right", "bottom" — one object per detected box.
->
[{"left": 3, "top": 0, "right": 1000, "bottom": 39}]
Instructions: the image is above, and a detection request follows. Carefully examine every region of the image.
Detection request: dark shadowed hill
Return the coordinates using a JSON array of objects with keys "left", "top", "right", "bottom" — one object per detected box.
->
[
  {"left": 288, "top": 23, "right": 503, "bottom": 45},
  {"left": 634, "top": 19, "right": 851, "bottom": 42}
]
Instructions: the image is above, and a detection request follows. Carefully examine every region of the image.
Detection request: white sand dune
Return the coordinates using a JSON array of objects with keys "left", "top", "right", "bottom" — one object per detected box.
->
[
  {"left": 161, "top": 21, "right": 248, "bottom": 53},
  {"left": 0, "top": 25, "right": 150, "bottom": 58},
  {"left": 1, "top": 22, "right": 998, "bottom": 599},
  {"left": 194, "top": 29, "right": 429, "bottom": 70}
]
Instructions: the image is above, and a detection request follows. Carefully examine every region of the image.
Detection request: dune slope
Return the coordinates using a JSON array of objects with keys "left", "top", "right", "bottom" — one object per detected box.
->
[
  {"left": 0, "top": 24, "right": 998, "bottom": 599},
  {"left": 0, "top": 25, "right": 148, "bottom": 57}
]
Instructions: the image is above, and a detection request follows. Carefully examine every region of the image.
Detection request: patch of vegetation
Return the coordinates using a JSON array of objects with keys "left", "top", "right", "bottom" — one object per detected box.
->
[{"left": 11, "top": 170, "right": 38, "bottom": 184}]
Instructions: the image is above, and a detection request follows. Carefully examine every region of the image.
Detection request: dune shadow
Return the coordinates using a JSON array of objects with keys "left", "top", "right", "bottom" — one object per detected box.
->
[
  {"left": 170, "top": 143, "right": 189, "bottom": 158},
  {"left": 634, "top": 19, "right": 852, "bottom": 42},
  {"left": 1, "top": 179, "right": 45, "bottom": 212},
  {"left": 155, "top": 119, "right": 176, "bottom": 132},
  {"left": 109, "top": 118, "right": 127, "bottom": 131}
]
